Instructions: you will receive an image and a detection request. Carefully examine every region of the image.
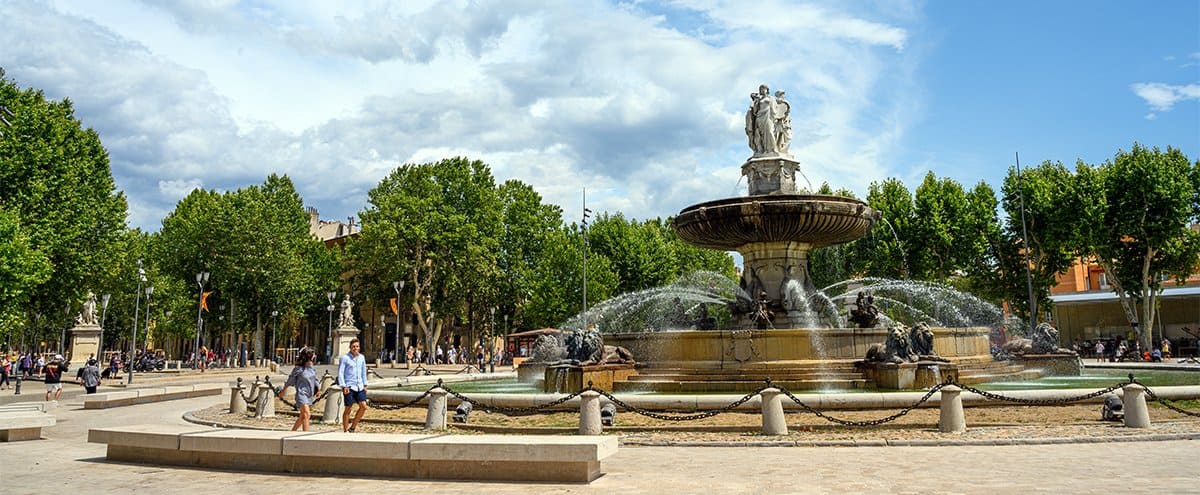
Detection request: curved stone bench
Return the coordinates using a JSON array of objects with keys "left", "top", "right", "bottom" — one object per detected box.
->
[
  {"left": 0, "top": 411, "right": 56, "bottom": 442},
  {"left": 83, "top": 383, "right": 224, "bottom": 409},
  {"left": 89, "top": 424, "right": 617, "bottom": 482}
]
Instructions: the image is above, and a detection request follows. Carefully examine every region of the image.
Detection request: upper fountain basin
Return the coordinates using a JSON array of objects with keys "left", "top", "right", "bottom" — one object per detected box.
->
[{"left": 673, "top": 194, "right": 880, "bottom": 251}]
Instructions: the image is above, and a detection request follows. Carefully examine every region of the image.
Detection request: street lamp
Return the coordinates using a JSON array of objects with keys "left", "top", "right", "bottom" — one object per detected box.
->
[
  {"left": 271, "top": 310, "right": 279, "bottom": 364},
  {"left": 194, "top": 272, "right": 209, "bottom": 370},
  {"left": 129, "top": 260, "right": 146, "bottom": 384},
  {"left": 96, "top": 294, "right": 111, "bottom": 364},
  {"left": 489, "top": 307, "right": 496, "bottom": 373},
  {"left": 393, "top": 281, "right": 404, "bottom": 367},
  {"left": 142, "top": 285, "right": 154, "bottom": 355},
  {"left": 326, "top": 291, "right": 336, "bottom": 364}
]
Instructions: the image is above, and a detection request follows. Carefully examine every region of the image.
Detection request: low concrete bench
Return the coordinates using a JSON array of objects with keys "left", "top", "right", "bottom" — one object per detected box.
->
[
  {"left": 0, "top": 411, "right": 56, "bottom": 442},
  {"left": 83, "top": 383, "right": 224, "bottom": 409},
  {"left": 89, "top": 424, "right": 617, "bottom": 482},
  {"left": 0, "top": 402, "right": 51, "bottom": 413}
]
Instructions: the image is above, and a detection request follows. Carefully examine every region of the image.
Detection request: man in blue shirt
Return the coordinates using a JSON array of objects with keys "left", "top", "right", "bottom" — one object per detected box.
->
[{"left": 338, "top": 338, "right": 369, "bottom": 432}]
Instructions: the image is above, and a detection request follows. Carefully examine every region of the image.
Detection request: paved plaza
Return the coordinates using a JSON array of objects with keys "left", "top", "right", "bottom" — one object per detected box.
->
[{"left": 2, "top": 370, "right": 1197, "bottom": 495}]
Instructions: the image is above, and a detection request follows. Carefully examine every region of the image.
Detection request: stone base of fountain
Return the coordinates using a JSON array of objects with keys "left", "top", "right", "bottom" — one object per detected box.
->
[
  {"left": 544, "top": 364, "right": 638, "bottom": 394},
  {"left": 1012, "top": 354, "right": 1082, "bottom": 376},
  {"left": 861, "top": 361, "right": 959, "bottom": 390},
  {"left": 516, "top": 362, "right": 547, "bottom": 384}
]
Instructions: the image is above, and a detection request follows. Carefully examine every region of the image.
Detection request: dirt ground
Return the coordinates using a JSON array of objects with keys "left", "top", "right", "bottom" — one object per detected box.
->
[{"left": 192, "top": 398, "right": 1200, "bottom": 444}]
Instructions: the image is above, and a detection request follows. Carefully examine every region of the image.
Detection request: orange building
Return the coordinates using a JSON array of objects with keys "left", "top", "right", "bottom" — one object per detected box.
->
[{"left": 1048, "top": 257, "right": 1200, "bottom": 357}]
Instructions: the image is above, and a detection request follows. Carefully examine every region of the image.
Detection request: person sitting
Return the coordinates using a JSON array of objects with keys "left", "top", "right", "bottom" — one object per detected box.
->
[{"left": 1150, "top": 349, "right": 1162, "bottom": 362}]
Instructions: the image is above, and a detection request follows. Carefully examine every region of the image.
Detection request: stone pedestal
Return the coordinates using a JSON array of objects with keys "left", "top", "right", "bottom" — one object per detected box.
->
[
  {"left": 914, "top": 362, "right": 958, "bottom": 389},
  {"left": 332, "top": 326, "right": 360, "bottom": 361},
  {"left": 544, "top": 364, "right": 637, "bottom": 393},
  {"left": 741, "top": 156, "right": 802, "bottom": 195},
  {"left": 868, "top": 362, "right": 917, "bottom": 390},
  {"left": 68, "top": 324, "right": 102, "bottom": 364}
]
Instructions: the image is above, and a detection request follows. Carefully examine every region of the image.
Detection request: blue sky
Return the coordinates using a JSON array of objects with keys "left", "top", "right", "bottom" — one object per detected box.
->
[{"left": 1, "top": 1, "right": 1197, "bottom": 230}]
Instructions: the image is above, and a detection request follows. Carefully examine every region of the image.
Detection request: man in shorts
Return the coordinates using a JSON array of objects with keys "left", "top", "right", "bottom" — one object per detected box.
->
[
  {"left": 338, "top": 338, "right": 369, "bottom": 432},
  {"left": 43, "top": 354, "right": 67, "bottom": 401}
]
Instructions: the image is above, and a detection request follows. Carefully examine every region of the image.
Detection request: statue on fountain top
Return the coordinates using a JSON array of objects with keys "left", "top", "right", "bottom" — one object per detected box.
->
[{"left": 745, "top": 84, "right": 792, "bottom": 157}]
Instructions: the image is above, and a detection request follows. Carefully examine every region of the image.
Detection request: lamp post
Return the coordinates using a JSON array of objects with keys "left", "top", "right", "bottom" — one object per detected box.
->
[
  {"left": 393, "top": 281, "right": 404, "bottom": 367},
  {"left": 142, "top": 285, "right": 154, "bottom": 355},
  {"left": 270, "top": 310, "right": 279, "bottom": 364},
  {"left": 503, "top": 313, "right": 508, "bottom": 365},
  {"left": 129, "top": 260, "right": 146, "bottom": 384},
  {"left": 193, "top": 272, "right": 209, "bottom": 370},
  {"left": 326, "top": 291, "right": 336, "bottom": 364},
  {"left": 489, "top": 307, "right": 496, "bottom": 373},
  {"left": 96, "top": 294, "right": 111, "bottom": 364}
]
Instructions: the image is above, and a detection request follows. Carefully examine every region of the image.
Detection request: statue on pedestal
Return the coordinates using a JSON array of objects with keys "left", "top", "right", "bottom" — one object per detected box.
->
[
  {"left": 338, "top": 294, "right": 355, "bottom": 327},
  {"left": 848, "top": 291, "right": 880, "bottom": 328},
  {"left": 744, "top": 84, "right": 792, "bottom": 157},
  {"left": 76, "top": 291, "right": 98, "bottom": 326}
]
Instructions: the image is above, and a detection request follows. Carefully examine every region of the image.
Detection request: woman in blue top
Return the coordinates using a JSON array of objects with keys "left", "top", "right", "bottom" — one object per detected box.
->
[{"left": 278, "top": 347, "right": 320, "bottom": 431}]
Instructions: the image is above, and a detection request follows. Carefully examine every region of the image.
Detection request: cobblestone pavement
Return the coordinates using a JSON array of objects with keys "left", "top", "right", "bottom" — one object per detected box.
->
[{"left": 3, "top": 393, "right": 1198, "bottom": 494}]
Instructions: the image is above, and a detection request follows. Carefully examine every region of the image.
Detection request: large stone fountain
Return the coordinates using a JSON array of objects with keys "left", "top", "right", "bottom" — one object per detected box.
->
[{"left": 599, "top": 85, "right": 1006, "bottom": 392}]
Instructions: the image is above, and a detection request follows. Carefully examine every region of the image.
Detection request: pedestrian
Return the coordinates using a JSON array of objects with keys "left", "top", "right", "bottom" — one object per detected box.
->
[
  {"left": 77, "top": 358, "right": 101, "bottom": 394},
  {"left": 43, "top": 354, "right": 67, "bottom": 401},
  {"left": 198, "top": 345, "right": 208, "bottom": 373},
  {"left": 337, "top": 338, "right": 369, "bottom": 432},
  {"left": 0, "top": 354, "right": 10, "bottom": 390},
  {"left": 1094, "top": 340, "right": 1104, "bottom": 363},
  {"left": 278, "top": 347, "right": 320, "bottom": 431},
  {"left": 35, "top": 353, "right": 45, "bottom": 378},
  {"left": 1161, "top": 339, "right": 1172, "bottom": 359}
]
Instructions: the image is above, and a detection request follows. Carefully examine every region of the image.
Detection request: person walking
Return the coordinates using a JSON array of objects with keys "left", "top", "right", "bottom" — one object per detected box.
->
[
  {"left": 1094, "top": 340, "right": 1105, "bottom": 363},
  {"left": 338, "top": 338, "right": 369, "bottom": 432},
  {"left": 76, "top": 358, "right": 101, "bottom": 394},
  {"left": 277, "top": 347, "right": 320, "bottom": 431},
  {"left": 0, "top": 354, "right": 11, "bottom": 390},
  {"left": 42, "top": 355, "right": 67, "bottom": 401}
]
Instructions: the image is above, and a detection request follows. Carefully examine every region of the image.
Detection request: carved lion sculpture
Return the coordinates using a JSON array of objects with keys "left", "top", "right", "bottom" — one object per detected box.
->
[
  {"left": 864, "top": 323, "right": 918, "bottom": 364},
  {"left": 549, "top": 329, "right": 636, "bottom": 367},
  {"left": 1031, "top": 322, "right": 1075, "bottom": 355}
]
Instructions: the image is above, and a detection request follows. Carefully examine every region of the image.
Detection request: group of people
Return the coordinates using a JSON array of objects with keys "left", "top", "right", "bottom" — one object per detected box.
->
[
  {"left": 0, "top": 351, "right": 104, "bottom": 400},
  {"left": 1076, "top": 337, "right": 1177, "bottom": 363}
]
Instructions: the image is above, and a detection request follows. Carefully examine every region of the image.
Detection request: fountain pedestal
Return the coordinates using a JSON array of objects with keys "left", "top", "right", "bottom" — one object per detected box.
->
[
  {"left": 860, "top": 361, "right": 957, "bottom": 390},
  {"left": 544, "top": 364, "right": 637, "bottom": 393}
]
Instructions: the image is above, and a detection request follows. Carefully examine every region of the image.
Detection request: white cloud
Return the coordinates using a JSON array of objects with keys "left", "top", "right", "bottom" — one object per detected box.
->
[
  {"left": 1131, "top": 82, "right": 1200, "bottom": 114},
  {"left": 4, "top": 0, "right": 919, "bottom": 231}
]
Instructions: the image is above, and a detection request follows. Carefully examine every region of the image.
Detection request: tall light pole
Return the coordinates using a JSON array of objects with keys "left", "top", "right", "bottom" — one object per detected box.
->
[
  {"left": 128, "top": 260, "right": 146, "bottom": 384},
  {"left": 326, "top": 291, "right": 336, "bottom": 364},
  {"left": 489, "top": 307, "right": 496, "bottom": 373},
  {"left": 142, "top": 285, "right": 154, "bottom": 355},
  {"left": 392, "top": 281, "right": 404, "bottom": 366},
  {"left": 96, "top": 294, "right": 111, "bottom": 363},
  {"left": 581, "top": 188, "right": 591, "bottom": 331},
  {"left": 193, "top": 272, "right": 209, "bottom": 370},
  {"left": 1015, "top": 152, "right": 1037, "bottom": 330},
  {"left": 270, "top": 310, "right": 279, "bottom": 364}
]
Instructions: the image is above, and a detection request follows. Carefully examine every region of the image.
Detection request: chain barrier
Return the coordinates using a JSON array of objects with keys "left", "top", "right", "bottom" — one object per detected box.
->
[
  {"left": 454, "top": 365, "right": 481, "bottom": 374},
  {"left": 236, "top": 377, "right": 256, "bottom": 405},
  {"left": 950, "top": 379, "right": 1130, "bottom": 406},
  {"left": 1133, "top": 376, "right": 1200, "bottom": 418},
  {"left": 366, "top": 386, "right": 436, "bottom": 411},
  {"left": 269, "top": 379, "right": 341, "bottom": 412},
  {"left": 781, "top": 381, "right": 947, "bottom": 427},
  {"left": 589, "top": 383, "right": 766, "bottom": 421},
  {"left": 406, "top": 365, "right": 434, "bottom": 377},
  {"left": 442, "top": 379, "right": 587, "bottom": 416}
]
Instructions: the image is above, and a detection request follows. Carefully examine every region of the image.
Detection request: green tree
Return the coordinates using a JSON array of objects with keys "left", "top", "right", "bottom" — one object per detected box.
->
[
  {"left": 860, "top": 178, "right": 915, "bottom": 278},
  {"left": 0, "top": 207, "right": 52, "bottom": 345},
  {"left": 496, "top": 180, "right": 564, "bottom": 332},
  {"left": 1074, "top": 145, "right": 1200, "bottom": 349},
  {"left": 524, "top": 225, "right": 618, "bottom": 329},
  {"left": 0, "top": 70, "right": 129, "bottom": 345}
]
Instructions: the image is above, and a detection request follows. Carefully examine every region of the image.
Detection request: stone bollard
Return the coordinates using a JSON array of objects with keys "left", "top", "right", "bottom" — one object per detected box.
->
[
  {"left": 319, "top": 371, "right": 342, "bottom": 425},
  {"left": 248, "top": 376, "right": 262, "bottom": 404},
  {"left": 424, "top": 387, "right": 448, "bottom": 430},
  {"left": 255, "top": 381, "right": 276, "bottom": 418},
  {"left": 1122, "top": 384, "right": 1151, "bottom": 428},
  {"left": 938, "top": 384, "right": 966, "bottom": 433},
  {"left": 760, "top": 387, "right": 788, "bottom": 436},
  {"left": 230, "top": 378, "right": 247, "bottom": 414},
  {"left": 578, "top": 390, "right": 603, "bottom": 435}
]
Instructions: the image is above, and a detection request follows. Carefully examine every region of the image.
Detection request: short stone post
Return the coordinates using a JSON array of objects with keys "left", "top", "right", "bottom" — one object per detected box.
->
[
  {"left": 1122, "top": 384, "right": 1151, "bottom": 428},
  {"left": 248, "top": 376, "right": 262, "bottom": 404},
  {"left": 578, "top": 390, "right": 603, "bottom": 435},
  {"left": 229, "top": 378, "right": 247, "bottom": 414},
  {"left": 255, "top": 380, "right": 275, "bottom": 418},
  {"left": 424, "top": 387, "right": 448, "bottom": 430},
  {"left": 760, "top": 387, "right": 787, "bottom": 436},
  {"left": 938, "top": 384, "right": 966, "bottom": 433},
  {"left": 320, "top": 371, "right": 342, "bottom": 424}
]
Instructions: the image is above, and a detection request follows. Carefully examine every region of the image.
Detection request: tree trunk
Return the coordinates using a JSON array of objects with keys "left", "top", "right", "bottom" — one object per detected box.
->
[{"left": 1139, "top": 247, "right": 1158, "bottom": 351}]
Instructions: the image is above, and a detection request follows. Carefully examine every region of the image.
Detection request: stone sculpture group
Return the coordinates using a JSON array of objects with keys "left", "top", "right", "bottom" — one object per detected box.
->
[
  {"left": 863, "top": 322, "right": 947, "bottom": 364},
  {"left": 745, "top": 84, "right": 792, "bottom": 157},
  {"left": 535, "top": 328, "right": 636, "bottom": 367}
]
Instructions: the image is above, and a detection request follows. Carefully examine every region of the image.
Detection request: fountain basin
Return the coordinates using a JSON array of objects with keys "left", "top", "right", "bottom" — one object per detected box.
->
[
  {"left": 673, "top": 195, "right": 880, "bottom": 251},
  {"left": 544, "top": 364, "right": 638, "bottom": 393}
]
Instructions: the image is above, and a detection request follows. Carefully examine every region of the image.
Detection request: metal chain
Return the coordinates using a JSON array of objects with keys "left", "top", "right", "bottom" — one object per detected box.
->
[
  {"left": 367, "top": 387, "right": 436, "bottom": 410},
  {"left": 236, "top": 377, "right": 257, "bottom": 404},
  {"left": 1137, "top": 381, "right": 1200, "bottom": 418},
  {"left": 589, "top": 384, "right": 767, "bottom": 421},
  {"left": 781, "top": 382, "right": 946, "bottom": 427},
  {"left": 442, "top": 381, "right": 587, "bottom": 416},
  {"left": 952, "top": 379, "right": 1130, "bottom": 406}
]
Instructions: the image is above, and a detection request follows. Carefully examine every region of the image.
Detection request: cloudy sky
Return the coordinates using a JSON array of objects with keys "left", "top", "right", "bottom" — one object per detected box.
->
[{"left": 2, "top": 0, "right": 1197, "bottom": 230}]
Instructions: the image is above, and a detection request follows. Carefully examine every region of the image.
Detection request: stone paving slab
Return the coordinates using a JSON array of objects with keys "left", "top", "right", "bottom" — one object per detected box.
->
[{"left": 4, "top": 394, "right": 1199, "bottom": 494}]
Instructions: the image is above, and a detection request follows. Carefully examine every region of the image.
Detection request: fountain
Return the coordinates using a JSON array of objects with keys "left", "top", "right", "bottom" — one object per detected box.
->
[{"left": 589, "top": 84, "right": 1031, "bottom": 391}]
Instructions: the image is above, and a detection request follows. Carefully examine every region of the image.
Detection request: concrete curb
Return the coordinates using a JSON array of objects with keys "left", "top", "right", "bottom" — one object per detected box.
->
[{"left": 622, "top": 432, "right": 1200, "bottom": 447}]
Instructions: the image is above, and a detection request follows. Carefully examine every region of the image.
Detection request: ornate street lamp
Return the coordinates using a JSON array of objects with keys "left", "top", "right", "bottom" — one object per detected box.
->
[
  {"left": 393, "top": 281, "right": 404, "bottom": 366},
  {"left": 96, "top": 294, "right": 111, "bottom": 364},
  {"left": 326, "top": 291, "right": 336, "bottom": 363},
  {"left": 128, "top": 260, "right": 146, "bottom": 383},
  {"left": 270, "top": 310, "right": 279, "bottom": 364},
  {"left": 142, "top": 285, "right": 154, "bottom": 355},
  {"left": 193, "top": 272, "right": 209, "bottom": 369}
]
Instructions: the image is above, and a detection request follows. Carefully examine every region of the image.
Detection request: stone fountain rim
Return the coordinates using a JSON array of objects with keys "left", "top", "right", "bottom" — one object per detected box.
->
[{"left": 676, "top": 193, "right": 875, "bottom": 214}]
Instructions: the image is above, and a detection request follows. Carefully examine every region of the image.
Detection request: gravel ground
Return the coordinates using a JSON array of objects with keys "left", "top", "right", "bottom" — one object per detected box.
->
[{"left": 191, "top": 398, "right": 1200, "bottom": 444}]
